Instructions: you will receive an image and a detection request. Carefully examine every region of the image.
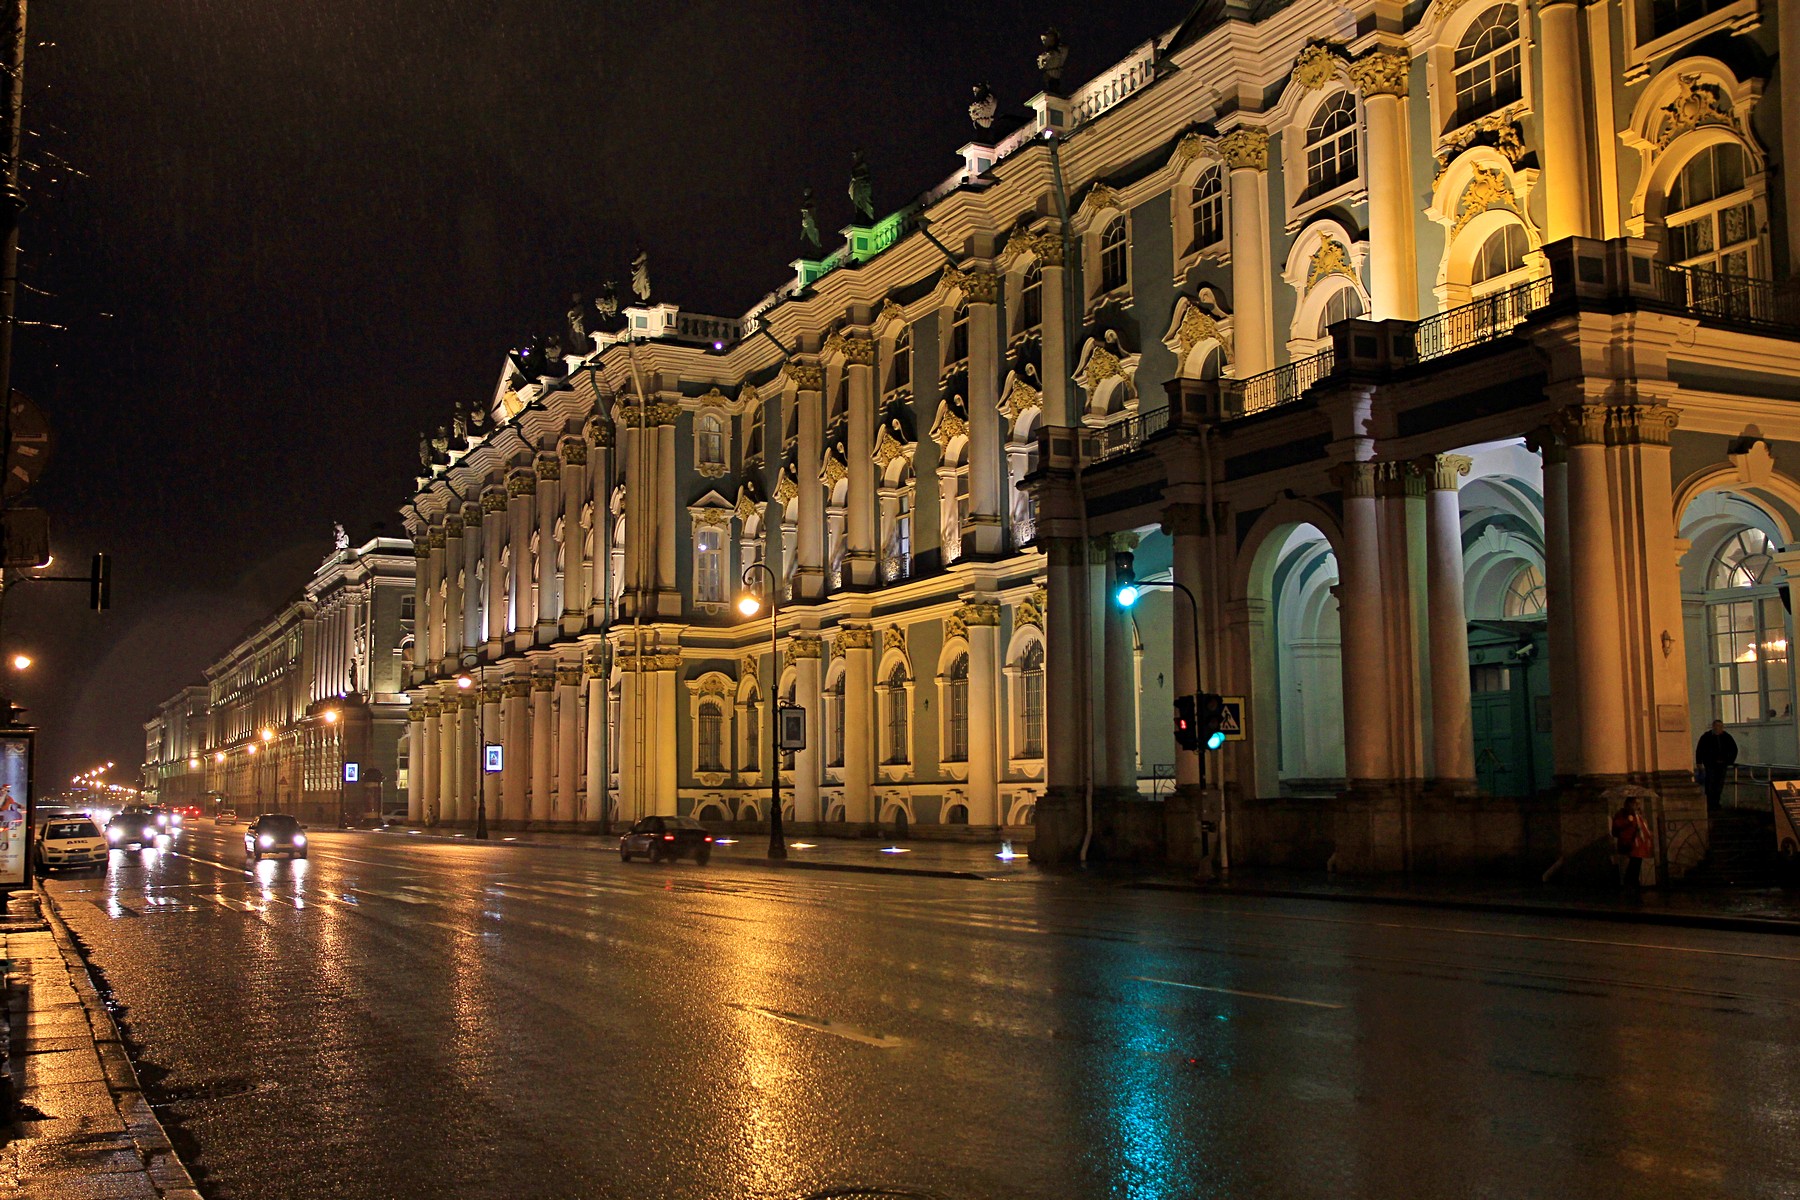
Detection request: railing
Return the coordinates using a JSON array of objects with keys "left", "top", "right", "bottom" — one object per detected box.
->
[
  {"left": 1415, "top": 275, "right": 1553, "bottom": 363},
  {"left": 1066, "top": 41, "right": 1158, "bottom": 127},
  {"left": 1087, "top": 405, "right": 1169, "bottom": 464},
  {"left": 1236, "top": 348, "right": 1333, "bottom": 418},
  {"left": 1656, "top": 264, "right": 1800, "bottom": 330}
]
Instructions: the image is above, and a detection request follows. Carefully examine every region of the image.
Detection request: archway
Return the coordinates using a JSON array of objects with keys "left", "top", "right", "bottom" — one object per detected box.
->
[{"left": 1241, "top": 518, "right": 1345, "bottom": 797}]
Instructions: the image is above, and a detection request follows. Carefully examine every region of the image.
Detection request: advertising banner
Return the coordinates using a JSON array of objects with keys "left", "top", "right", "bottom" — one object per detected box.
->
[{"left": 0, "top": 730, "right": 33, "bottom": 891}]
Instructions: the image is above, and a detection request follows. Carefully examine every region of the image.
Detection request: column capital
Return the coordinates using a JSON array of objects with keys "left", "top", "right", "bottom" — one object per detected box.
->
[
  {"left": 507, "top": 469, "right": 537, "bottom": 498},
  {"left": 482, "top": 485, "right": 509, "bottom": 513},
  {"left": 1375, "top": 460, "right": 1426, "bottom": 499},
  {"left": 536, "top": 454, "right": 562, "bottom": 482},
  {"left": 503, "top": 676, "right": 533, "bottom": 698},
  {"left": 560, "top": 436, "right": 589, "bottom": 465},
  {"left": 1349, "top": 49, "right": 1411, "bottom": 98},
  {"left": 647, "top": 401, "right": 683, "bottom": 427},
  {"left": 836, "top": 624, "right": 877, "bottom": 650},
  {"left": 782, "top": 360, "right": 825, "bottom": 391},
  {"left": 1550, "top": 403, "right": 1679, "bottom": 447},
  {"left": 1416, "top": 453, "right": 1472, "bottom": 492},
  {"left": 959, "top": 270, "right": 1002, "bottom": 305},
  {"left": 444, "top": 514, "right": 464, "bottom": 538},
  {"left": 585, "top": 413, "right": 616, "bottom": 448},
  {"left": 530, "top": 672, "right": 556, "bottom": 693},
  {"left": 1161, "top": 501, "right": 1210, "bottom": 539},
  {"left": 788, "top": 633, "right": 824, "bottom": 660},
  {"left": 555, "top": 662, "right": 583, "bottom": 687},
  {"left": 957, "top": 600, "right": 1003, "bottom": 627},
  {"left": 428, "top": 527, "right": 448, "bottom": 548},
  {"left": 1329, "top": 460, "right": 1379, "bottom": 498},
  {"left": 1218, "top": 127, "right": 1270, "bottom": 171},
  {"left": 841, "top": 336, "right": 877, "bottom": 367},
  {"left": 462, "top": 502, "right": 484, "bottom": 527},
  {"left": 1523, "top": 425, "right": 1568, "bottom": 465}
]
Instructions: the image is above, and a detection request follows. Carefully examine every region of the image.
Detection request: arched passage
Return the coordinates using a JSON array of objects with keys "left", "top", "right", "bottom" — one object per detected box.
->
[{"left": 1241, "top": 520, "right": 1345, "bottom": 797}]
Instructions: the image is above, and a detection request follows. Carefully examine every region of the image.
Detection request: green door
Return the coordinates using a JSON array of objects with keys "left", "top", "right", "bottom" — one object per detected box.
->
[{"left": 1471, "top": 663, "right": 1529, "bottom": 797}]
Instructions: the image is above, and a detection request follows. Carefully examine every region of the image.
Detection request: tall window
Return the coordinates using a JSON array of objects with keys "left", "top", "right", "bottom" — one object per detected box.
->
[
  {"left": 1018, "top": 640, "right": 1045, "bottom": 758},
  {"left": 890, "top": 327, "right": 912, "bottom": 392},
  {"left": 948, "top": 301, "right": 970, "bottom": 369},
  {"left": 694, "top": 528, "right": 724, "bottom": 603},
  {"left": 697, "top": 702, "right": 723, "bottom": 771},
  {"left": 1099, "top": 215, "right": 1128, "bottom": 292},
  {"left": 1316, "top": 285, "right": 1366, "bottom": 338},
  {"left": 1650, "top": 0, "right": 1733, "bottom": 39},
  {"left": 1471, "top": 223, "right": 1530, "bottom": 292},
  {"left": 697, "top": 413, "right": 725, "bottom": 470},
  {"left": 744, "top": 404, "right": 764, "bottom": 460},
  {"left": 1191, "top": 167, "right": 1224, "bottom": 249},
  {"left": 885, "top": 664, "right": 910, "bottom": 764},
  {"left": 1019, "top": 262, "right": 1043, "bottom": 331},
  {"left": 943, "top": 653, "right": 970, "bottom": 762},
  {"left": 826, "top": 673, "right": 845, "bottom": 768},
  {"left": 1305, "top": 92, "right": 1359, "bottom": 195},
  {"left": 743, "top": 700, "right": 760, "bottom": 771},
  {"left": 1453, "top": 7, "right": 1522, "bottom": 125},
  {"left": 1707, "top": 527, "right": 1792, "bottom": 725},
  {"left": 1667, "top": 143, "right": 1758, "bottom": 278}
]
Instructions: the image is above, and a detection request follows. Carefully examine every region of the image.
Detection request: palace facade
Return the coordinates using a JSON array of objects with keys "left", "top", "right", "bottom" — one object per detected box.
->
[{"left": 403, "top": 0, "right": 1800, "bottom": 877}]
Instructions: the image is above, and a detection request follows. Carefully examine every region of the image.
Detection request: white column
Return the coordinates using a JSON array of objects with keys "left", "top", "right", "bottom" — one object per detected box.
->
[
  {"left": 584, "top": 653, "right": 608, "bottom": 826},
  {"left": 456, "top": 691, "right": 477, "bottom": 823},
  {"left": 1557, "top": 404, "right": 1627, "bottom": 778},
  {"left": 964, "top": 602, "right": 1001, "bottom": 825},
  {"left": 655, "top": 408, "right": 678, "bottom": 601},
  {"left": 1377, "top": 463, "right": 1429, "bottom": 781},
  {"left": 555, "top": 661, "right": 580, "bottom": 823},
  {"left": 1331, "top": 461, "right": 1393, "bottom": 783},
  {"left": 1423, "top": 455, "right": 1475, "bottom": 783},
  {"left": 530, "top": 671, "right": 554, "bottom": 823},
  {"left": 841, "top": 626, "right": 874, "bottom": 823},
  {"left": 462, "top": 505, "right": 483, "bottom": 651},
  {"left": 790, "top": 363, "right": 827, "bottom": 600},
  {"left": 560, "top": 439, "right": 589, "bottom": 634},
  {"left": 501, "top": 673, "right": 529, "bottom": 824},
  {"left": 535, "top": 456, "right": 562, "bottom": 643},
  {"left": 1351, "top": 52, "right": 1418, "bottom": 322},
  {"left": 482, "top": 488, "right": 506, "bottom": 653},
  {"left": 443, "top": 518, "right": 464, "bottom": 664},
  {"left": 964, "top": 274, "right": 1006, "bottom": 556},
  {"left": 589, "top": 417, "right": 614, "bottom": 625},
  {"left": 793, "top": 636, "right": 822, "bottom": 823},
  {"left": 845, "top": 341, "right": 879, "bottom": 586},
  {"left": 435, "top": 699, "right": 455, "bottom": 826},
  {"left": 621, "top": 408, "right": 646, "bottom": 616},
  {"left": 508, "top": 470, "right": 536, "bottom": 647},
  {"left": 407, "top": 710, "right": 427, "bottom": 821},
  {"left": 1221, "top": 128, "right": 1273, "bottom": 376},
  {"left": 1037, "top": 237, "right": 1074, "bottom": 428},
  {"left": 1539, "top": 0, "right": 1594, "bottom": 241}
]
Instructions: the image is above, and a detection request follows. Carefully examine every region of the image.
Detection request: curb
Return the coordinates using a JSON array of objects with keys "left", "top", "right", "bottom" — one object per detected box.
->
[
  {"left": 37, "top": 886, "right": 205, "bottom": 1198},
  {"left": 1137, "top": 880, "right": 1800, "bottom": 936}
]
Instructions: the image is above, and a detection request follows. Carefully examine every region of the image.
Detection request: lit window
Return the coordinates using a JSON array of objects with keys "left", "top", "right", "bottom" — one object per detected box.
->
[
  {"left": 1019, "top": 263, "right": 1043, "bottom": 330},
  {"left": 1666, "top": 143, "right": 1758, "bottom": 278},
  {"left": 1452, "top": 7, "right": 1522, "bottom": 125},
  {"left": 890, "top": 327, "right": 912, "bottom": 392},
  {"left": 1706, "top": 527, "right": 1791, "bottom": 725},
  {"left": 1316, "top": 285, "right": 1366, "bottom": 338},
  {"left": 694, "top": 529, "right": 724, "bottom": 603},
  {"left": 1709, "top": 527, "right": 1774, "bottom": 589},
  {"left": 885, "top": 663, "right": 910, "bottom": 765},
  {"left": 943, "top": 653, "right": 970, "bottom": 763},
  {"left": 1192, "top": 167, "right": 1224, "bottom": 249},
  {"left": 1099, "top": 215, "right": 1129, "bottom": 292},
  {"left": 1018, "top": 641, "right": 1045, "bottom": 758},
  {"left": 697, "top": 703, "right": 723, "bottom": 772},
  {"left": 697, "top": 414, "right": 725, "bottom": 468},
  {"left": 743, "top": 701, "right": 760, "bottom": 771},
  {"left": 1304, "top": 92, "right": 1358, "bottom": 196},
  {"left": 1471, "top": 223, "right": 1530, "bottom": 290},
  {"left": 1502, "top": 563, "right": 1546, "bottom": 617}
]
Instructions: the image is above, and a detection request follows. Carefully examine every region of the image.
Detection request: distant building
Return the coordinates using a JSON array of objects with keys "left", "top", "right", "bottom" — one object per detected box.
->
[{"left": 141, "top": 538, "right": 415, "bottom": 825}]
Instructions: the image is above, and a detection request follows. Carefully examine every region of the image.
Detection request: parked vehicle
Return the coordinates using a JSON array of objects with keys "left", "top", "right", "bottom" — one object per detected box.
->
[
  {"left": 33, "top": 815, "right": 108, "bottom": 873},
  {"left": 619, "top": 816, "right": 714, "bottom": 865},
  {"left": 216, "top": 808, "right": 239, "bottom": 825}
]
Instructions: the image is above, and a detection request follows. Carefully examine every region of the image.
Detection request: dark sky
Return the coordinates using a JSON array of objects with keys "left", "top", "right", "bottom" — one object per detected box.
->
[{"left": 13, "top": 0, "right": 1191, "bottom": 788}]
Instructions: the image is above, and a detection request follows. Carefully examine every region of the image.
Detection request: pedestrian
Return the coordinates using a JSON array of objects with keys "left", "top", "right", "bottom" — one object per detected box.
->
[
  {"left": 1694, "top": 718, "right": 1739, "bottom": 811},
  {"left": 1611, "top": 796, "right": 1653, "bottom": 889}
]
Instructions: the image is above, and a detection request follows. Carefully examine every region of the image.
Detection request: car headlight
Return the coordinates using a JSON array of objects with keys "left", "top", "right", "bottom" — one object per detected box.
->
[
  {"left": 107, "top": 828, "right": 121, "bottom": 842},
  {"left": 259, "top": 835, "right": 274, "bottom": 847},
  {"left": 293, "top": 834, "right": 306, "bottom": 846}
]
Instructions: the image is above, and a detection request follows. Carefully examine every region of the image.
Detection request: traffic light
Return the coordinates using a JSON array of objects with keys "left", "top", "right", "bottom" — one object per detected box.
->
[
  {"left": 1113, "top": 550, "right": 1138, "bottom": 608},
  {"left": 1173, "top": 694, "right": 1199, "bottom": 751},
  {"left": 1197, "top": 692, "right": 1227, "bottom": 751},
  {"left": 89, "top": 552, "right": 111, "bottom": 611}
]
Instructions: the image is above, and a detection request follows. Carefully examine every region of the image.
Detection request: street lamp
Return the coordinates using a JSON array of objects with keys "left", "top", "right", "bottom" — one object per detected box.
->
[
  {"left": 9, "top": 653, "right": 28, "bottom": 670},
  {"left": 459, "top": 655, "right": 489, "bottom": 840},
  {"left": 322, "top": 708, "right": 344, "bottom": 828},
  {"left": 736, "top": 563, "right": 786, "bottom": 859}
]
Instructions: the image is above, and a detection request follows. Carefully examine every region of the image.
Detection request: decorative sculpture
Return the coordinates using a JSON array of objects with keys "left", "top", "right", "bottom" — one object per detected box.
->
[
  {"left": 969, "top": 83, "right": 997, "bottom": 131},
  {"left": 431, "top": 426, "right": 451, "bottom": 463},
  {"left": 801, "top": 187, "right": 822, "bottom": 249},
  {"left": 566, "top": 291, "right": 589, "bottom": 353},
  {"left": 630, "top": 253, "right": 651, "bottom": 302},
  {"left": 333, "top": 522, "right": 350, "bottom": 552},
  {"left": 418, "top": 431, "right": 432, "bottom": 471},
  {"left": 595, "top": 280, "right": 619, "bottom": 317},
  {"left": 848, "top": 149, "right": 874, "bottom": 221},
  {"left": 1037, "top": 29, "right": 1069, "bottom": 94},
  {"left": 468, "top": 395, "right": 487, "bottom": 432}
]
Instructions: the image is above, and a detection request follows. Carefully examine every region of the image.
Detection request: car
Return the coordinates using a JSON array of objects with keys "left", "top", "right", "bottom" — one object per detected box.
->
[
  {"left": 34, "top": 815, "right": 108, "bottom": 874},
  {"left": 619, "top": 815, "right": 714, "bottom": 865},
  {"left": 175, "top": 804, "right": 202, "bottom": 822},
  {"left": 145, "top": 805, "right": 183, "bottom": 837},
  {"left": 216, "top": 808, "right": 239, "bottom": 825},
  {"left": 106, "top": 811, "right": 167, "bottom": 852},
  {"left": 245, "top": 813, "right": 307, "bottom": 861}
]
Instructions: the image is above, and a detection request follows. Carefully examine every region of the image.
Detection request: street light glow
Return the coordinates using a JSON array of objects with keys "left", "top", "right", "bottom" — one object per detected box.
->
[
  {"left": 188, "top": 757, "right": 201, "bottom": 769},
  {"left": 323, "top": 709, "right": 339, "bottom": 724},
  {"left": 9, "top": 653, "right": 30, "bottom": 670},
  {"left": 260, "top": 727, "right": 274, "bottom": 742},
  {"left": 736, "top": 593, "right": 762, "bottom": 618},
  {"left": 456, "top": 675, "right": 474, "bottom": 689},
  {"left": 214, "top": 751, "right": 226, "bottom": 763}
]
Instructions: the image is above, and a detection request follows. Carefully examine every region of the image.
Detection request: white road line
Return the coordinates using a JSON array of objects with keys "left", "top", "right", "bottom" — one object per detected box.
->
[
  {"left": 1132, "top": 975, "right": 1344, "bottom": 1010},
  {"left": 171, "top": 849, "right": 251, "bottom": 877},
  {"left": 728, "top": 1002, "right": 904, "bottom": 1048}
]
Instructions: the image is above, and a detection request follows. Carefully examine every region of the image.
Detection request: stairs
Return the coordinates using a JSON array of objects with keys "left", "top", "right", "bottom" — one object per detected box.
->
[{"left": 1684, "top": 807, "right": 1780, "bottom": 887}]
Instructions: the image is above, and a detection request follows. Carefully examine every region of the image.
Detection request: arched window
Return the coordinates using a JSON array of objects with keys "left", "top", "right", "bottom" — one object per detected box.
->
[
  {"left": 943, "top": 653, "right": 970, "bottom": 763},
  {"left": 1453, "top": 6, "right": 1522, "bottom": 125},
  {"left": 1305, "top": 92, "right": 1358, "bottom": 195},
  {"left": 884, "top": 663, "right": 910, "bottom": 764},
  {"left": 1191, "top": 166, "right": 1224, "bottom": 249},
  {"left": 743, "top": 700, "right": 760, "bottom": 772},
  {"left": 697, "top": 702, "right": 723, "bottom": 772},
  {"left": 1471, "top": 223, "right": 1530, "bottom": 291},
  {"left": 1667, "top": 142, "right": 1757, "bottom": 278},
  {"left": 825, "top": 672, "right": 845, "bottom": 768},
  {"left": 1502, "top": 563, "right": 1546, "bottom": 618},
  {"left": 1018, "top": 640, "right": 1045, "bottom": 758},
  {"left": 949, "top": 300, "right": 970, "bottom": 368},
  {"left": 1099, "top": 215, "right": 1129, "bottom": 292},
  {"left": 1705, "top": 527, "right": 1791, "bottom": 725},
  {"left": 1019, "top": 262, "right": 1043, "bottom": 331},
  {"left": 1316, "top": 285, "right": 1366, "bottom": 338},
  {"left": 889, "top": 326, "right": 911, "bottom": 392},
  {"left": 697, "top": 414, "right": 725, "bottom": 469}
]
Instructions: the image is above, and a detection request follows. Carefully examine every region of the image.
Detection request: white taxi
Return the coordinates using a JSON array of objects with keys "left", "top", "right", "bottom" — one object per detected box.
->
[{"left": 33, "top": 815, "right": 109, "bottom": 874}]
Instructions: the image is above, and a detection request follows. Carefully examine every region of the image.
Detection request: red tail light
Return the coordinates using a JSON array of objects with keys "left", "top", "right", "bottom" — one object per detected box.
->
[
  {"left": 663, "top": 834, "right": 675, "bottom": 841},
  {"left": 705, "top": 836, "right": 714, "bottom": 842}
]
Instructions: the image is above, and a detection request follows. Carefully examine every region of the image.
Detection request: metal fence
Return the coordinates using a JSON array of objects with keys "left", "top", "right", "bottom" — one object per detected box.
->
[
  {"left": 1656, "top": 264, "right": 1800, "bottom": 330},
  {"left": 1236, "top": 347, "right": 1333, "bottom": 417},
  {"left": 1415, "top": 275, "right": 1553, "bottom": 363}
]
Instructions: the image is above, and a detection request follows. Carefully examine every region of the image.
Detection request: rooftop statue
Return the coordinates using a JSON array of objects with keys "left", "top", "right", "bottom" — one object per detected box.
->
[
  {"left": 801, "top": 188, "right": 822, "bottom": 249},
  {"left": 848, "top": 149, "right": 874, "bottom": 221},
  {"left": 333, "top": 522, "right": 350, "bottom": 552},
  {"left": 630, "top": 252, "right": 651, "bottom": 302},
  {"left": 595, "top": 280, "right": 619, "bottom": 318},
  {"left": 566, "top": 291, "right": 590, "bottom": 354},
  {"left": 431, "top": 426, "right": 451, "bottom": 464},
  {"left": 969, "top": 83, "right": 997, "bottom": 131},
  {"left": 1037, "top": 28, "right": 1069, "bottom": 94},
  {"left": 417, "top": 431, "right": 432, "bottom": 471},
  {"left": 468, "top": 395, "right": 487, "bottom": 432}
]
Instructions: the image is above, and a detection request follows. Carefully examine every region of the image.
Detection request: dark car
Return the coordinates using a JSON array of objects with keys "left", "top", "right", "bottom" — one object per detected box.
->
[
  {"left": 619, "top": 816, "right": 714, "bottom": 865},
  {"left": 106, "top": 811, "right": 166, "bottom": 852},
  {"left": 245, "top": 813, "right": 308, "bottom": 861}
]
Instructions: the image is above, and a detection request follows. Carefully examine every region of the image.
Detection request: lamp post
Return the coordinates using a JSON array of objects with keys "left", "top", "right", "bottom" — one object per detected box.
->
[
  {"left": 458, "top": 654, "right": 489, "bottom": 840},
  {"left": 736, "top": 563, "right": 786, "bottom": 859},
  {"left": 323, "top": 708, "right": 343, "bottom": 828}
]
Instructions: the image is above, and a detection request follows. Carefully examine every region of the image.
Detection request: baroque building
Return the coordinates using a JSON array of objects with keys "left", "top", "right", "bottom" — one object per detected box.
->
[
  {"left": 142, "top": 536, "right": 416, "bottom": 826},
  {"left": 404, "top": 0, "right": 1800, "bottom": 877}
]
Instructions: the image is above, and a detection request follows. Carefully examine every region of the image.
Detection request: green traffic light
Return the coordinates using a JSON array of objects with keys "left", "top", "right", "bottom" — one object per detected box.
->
[
  {"left": 1206, "top": 730, "right": 1226, "bottom": 751},
  {"left": 1115, "top": 584, "right": 1140, "bottom": 608}
]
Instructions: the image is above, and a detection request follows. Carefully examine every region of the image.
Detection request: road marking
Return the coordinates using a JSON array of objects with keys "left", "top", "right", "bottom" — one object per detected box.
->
[
  {"left": 204, "top": 893, "right": 260, "bottom": 914},
  {"left": 171, "top": 849, "right": 251, "bottom": 877},
  {"left": 1132, "top": 975, "right": 1344, "bottom": 1010},
  {"left": 728, "top": 1002, "right": 904, "bottom": 1048}
]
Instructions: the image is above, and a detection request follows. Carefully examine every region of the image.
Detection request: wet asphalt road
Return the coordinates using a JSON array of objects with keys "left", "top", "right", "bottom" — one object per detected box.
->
[{"left": 37, "top": 823, "right": 1800, "bottom": 1200}]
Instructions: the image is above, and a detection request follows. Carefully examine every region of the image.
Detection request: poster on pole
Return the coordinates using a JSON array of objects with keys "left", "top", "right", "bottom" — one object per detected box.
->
[
  {"left": 777, "top": 705, "right": 806, "bottom": 751},
  {"left": 343, "top": 762, "right": 360, "bottom": 784},
  {"left": 0, "top": 730, "right": 33, "bottom": 890},
  {"left": 484, "top": 744, "right": 504, "bottom": 774}
]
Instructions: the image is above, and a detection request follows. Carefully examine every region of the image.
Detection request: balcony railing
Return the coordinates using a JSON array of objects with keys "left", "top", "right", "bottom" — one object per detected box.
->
[
  {"left": 1656, "top": 264, "right": 1800, "bottom": 330},
  {"left": 1086, "top": 405, "right": 1169, "bottom": 464},
  {"left": 1416, "top": 275, "right": 1553, "bottom": 363},
  {"left": 1236, "top": 348, "right": 1333, "bottom": 418}
]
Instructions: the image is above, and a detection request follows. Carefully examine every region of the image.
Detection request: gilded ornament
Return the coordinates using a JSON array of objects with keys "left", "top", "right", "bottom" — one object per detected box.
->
[
  {"left": 930, "top": 406, "right": 970, "bottom": 449},
  {"left": 837, "top": 626, "right": 876, "bottom": 650},
  {"left": 1015, "top": 588, "right": 1047, "bottom": 629},
  {"left": 841, "top": 337, "right": 877, "bottom": 366},
  {"left": 690, "top": 507, "right": 734, "bottom": 530},
  {"left": 481, "top": 486, "right": 509, "bottom": 513},
  {"left": 507, "top": 470, "right": 537, "bottom": 498},
  {"left": 530, "top": 673, "right": 555, "bottom": 693},
  {"left": 820, "top": 453, "right": 848, "bottom": 488},
  {"left": 782, "top": 361, "right": 825, "bottom": 391},
  {"left": 647, "top": 402, "right": 683, "bottom": 426},
  {"left": 1328, "top": 460, "right": 1378, "bottom": 498},
  {"left": 1658, "top": 74, "right": 1736, "bottom": 148},
  {"left": 1172, "top": 131, "right": 1212, "bottom": 164},
  {"left": 444, "top": 516, "right": 464, "bottom": 538},
  {"left": 1079, "top": 183, "right": 1125, "bottom": 219},
  {"left": 428, "top": 528, "right": 447, "bottom": 548},
  {"left": 1076, "top": 344, "right": 1124, "bottom": 393},
  {"left": 944, "top": 612, "right": 967, "bottom": 641},
  {"left": 877, "top": 298, "right": 907, "bottom": 327},
  {"left": 1217, "top": 128, "right": 1269, "bottom": 172},
  {"left": 1451, "top": 165, "right": 1523, "bottom": 236},
  {"left": 871, "top": 424, "right": 913, "bottom": 469},
  {"left": 883, "top": 627, "right": 906, "bottom": 653},
  {"left": 561, "top": 437, "right": 589, "bottom": 465},
  {"left": 1175, "top": 304, "right": 1222, "bottom": 361},
  {"left": 1417, "top": 453, "right": 1473, "bottom": 492},
  {"left": 1292, "top": 43, "right": 1348, "bottom": 90},
  {"left": 1304, "top": 236, "right": 1356, "bottom": 292},
  {"left": 1348, "top": 49, "right": 1410, "bottom": 98},
  {"left": 1435, "top": 110, "right": 1527, "bottom": 174},
  {"left": 503, "top": 676, "right": 533, "bottom": 698},
  {"left": 958, "top": 602, "right": 1002, "bottom": 627},
  {"left": 790, "top": 635, "right": 823, "bottom": 660},
  {"left": 406, "top": 705, "right": 427, "bottom": 723},
  {"left": 536, "top": 455, "right": 562, "bottom": 482},
  {"left": 479, "top": 682, "right": 504, "bottom": 704},
  {"left": 772, "top": 470, "right": 800, "bottom": 505},
  {"left": 555, "top": 663, "right": 584, "bottom": 686},
  {"left": 999, "top": 375, "right": 1042, "bottom": 422},
  {"left": 585, "top": 413, "right": 615, "bottom": 448},
  {"left": 959, "top": 271, "right": 1002, "bottom": 304},
  {"left": 734, "top": 492, "right": 761, "bottom": 523},
  {"left": 584, "top": 655, "right": 608, "bottom": 680}
]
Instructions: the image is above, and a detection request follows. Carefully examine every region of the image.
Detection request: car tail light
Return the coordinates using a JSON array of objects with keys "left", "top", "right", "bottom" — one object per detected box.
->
[
  {"left": 663, "top": 834, "right": 675, "bottom": 841},
  {"left": 705, "top": 836, "right": 714, "bottom": 842}
]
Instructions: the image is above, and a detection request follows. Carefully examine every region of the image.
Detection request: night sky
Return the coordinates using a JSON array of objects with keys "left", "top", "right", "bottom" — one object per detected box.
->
[{"left": 13, "top": 0, "right": 1191, "bottom": 787}]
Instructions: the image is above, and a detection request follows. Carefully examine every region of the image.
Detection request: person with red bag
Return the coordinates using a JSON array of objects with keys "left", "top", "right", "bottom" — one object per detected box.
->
[{"left": 1611, "top": 796, "right": 1653, "bottom": 888}]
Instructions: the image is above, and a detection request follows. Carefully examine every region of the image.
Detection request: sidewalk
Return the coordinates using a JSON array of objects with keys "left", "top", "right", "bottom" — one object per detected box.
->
[{"left": 0, "top": 890, "right": 200, "bottom": 1200}]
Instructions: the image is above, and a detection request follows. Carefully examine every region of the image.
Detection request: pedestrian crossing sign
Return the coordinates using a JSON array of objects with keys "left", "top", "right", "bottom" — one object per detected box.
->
[{"left": 1218, "top": 697, "right": 1245, "bottom": 741}]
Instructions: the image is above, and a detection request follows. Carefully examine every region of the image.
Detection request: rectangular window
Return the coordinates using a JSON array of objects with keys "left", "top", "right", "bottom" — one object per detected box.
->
[
  {"left": 1020, "top": 671, "right": 1044, "bottom": 758},
  {"left": 1709, "top": 596, "right": 1793, "bottom": 723},
  {"left": 946, "top": 678, "right": 969, "bottom": 762},
  {"left": 694, "top": 530, "right": 723, "bottom": 603}
]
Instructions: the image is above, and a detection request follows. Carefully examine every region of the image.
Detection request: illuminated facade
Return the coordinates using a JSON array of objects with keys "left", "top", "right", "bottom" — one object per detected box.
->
[{"left": 405, "top": 0, "right": 1800, "bottom": 874}]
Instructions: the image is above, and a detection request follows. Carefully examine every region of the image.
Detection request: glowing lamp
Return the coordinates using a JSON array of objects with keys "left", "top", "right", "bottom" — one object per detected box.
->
[{"left": 736, "top": 594, "right": 763, "bottom": 618}]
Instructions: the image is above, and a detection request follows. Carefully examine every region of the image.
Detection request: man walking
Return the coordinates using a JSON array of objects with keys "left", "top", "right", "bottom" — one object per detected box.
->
[{"left": 1695, "top": 718, "right": 1739, "bottom": 811}]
